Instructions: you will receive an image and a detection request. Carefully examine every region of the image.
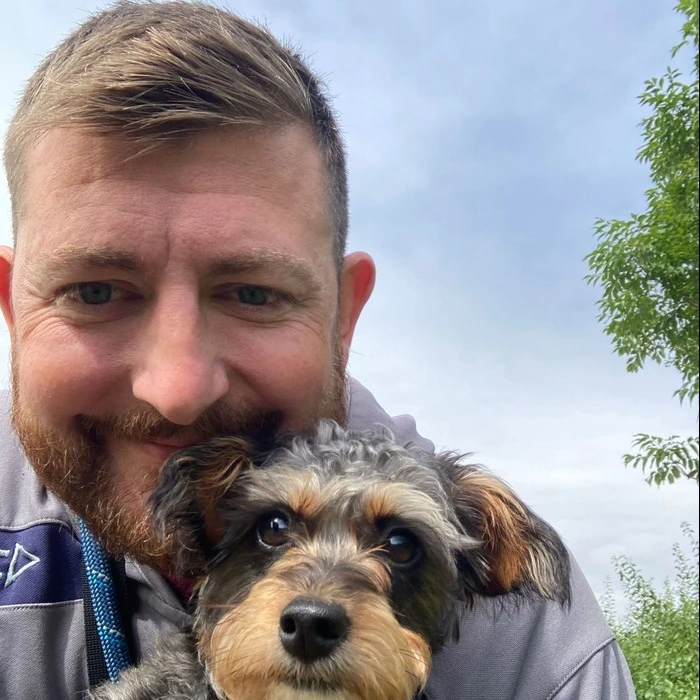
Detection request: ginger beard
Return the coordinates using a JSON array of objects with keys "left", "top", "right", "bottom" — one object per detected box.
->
[{"left": 9, "top": 340, "right": 347, "bottom": 573}]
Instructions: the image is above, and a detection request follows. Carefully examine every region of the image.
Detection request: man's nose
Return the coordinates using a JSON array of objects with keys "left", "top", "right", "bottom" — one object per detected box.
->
[{"left": 131, "top": 297, "right": 229, "bottom": 425}]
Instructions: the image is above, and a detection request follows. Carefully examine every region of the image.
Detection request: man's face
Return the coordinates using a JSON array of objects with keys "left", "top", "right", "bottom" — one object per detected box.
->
[{"left": 0, "top": 125, "right": 374, "bottom": 569}]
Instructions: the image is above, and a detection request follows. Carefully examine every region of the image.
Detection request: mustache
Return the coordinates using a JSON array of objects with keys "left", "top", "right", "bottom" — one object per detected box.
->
[{"left": 76, "top": 401, "right": 283, "bottom": 447}]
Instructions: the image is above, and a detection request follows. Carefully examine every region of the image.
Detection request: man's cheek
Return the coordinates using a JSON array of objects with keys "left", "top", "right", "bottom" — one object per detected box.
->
[
  {"left": 253, "top": 351, "right": 330, "bottom": 399},
  {"left": 16, "top": 344, "right": 124, "bottom": 418}
]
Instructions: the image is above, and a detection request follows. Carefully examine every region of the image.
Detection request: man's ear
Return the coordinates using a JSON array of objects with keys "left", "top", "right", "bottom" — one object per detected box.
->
[
  {"left": 338, "top": 252, "right": 375, "bottom": 365},
  {"left": 438, "top": 454, "right": 571, "bottom": 606},
  {"left": 149, "top": 436, "right": 258, "bottom": 575},
  {"left": 0, "top": 246, "right": 15, "bottom": 330}
]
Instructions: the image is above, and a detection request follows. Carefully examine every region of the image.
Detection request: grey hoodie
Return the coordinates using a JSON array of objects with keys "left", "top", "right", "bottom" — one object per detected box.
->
[{"left": 0, "top": 380, "right": 635, "bottom": 700}]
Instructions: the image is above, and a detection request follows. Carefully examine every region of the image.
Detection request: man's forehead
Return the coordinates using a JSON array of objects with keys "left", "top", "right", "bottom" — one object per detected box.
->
[
  {"left": 21, "top": 123, "right": 324, "bottom": 195},
  {"left": 15, "top": 124, "right": 332, "bottom": 258}
]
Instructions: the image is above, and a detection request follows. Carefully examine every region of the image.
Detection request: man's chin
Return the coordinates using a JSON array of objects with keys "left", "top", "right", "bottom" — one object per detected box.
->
[
  {"left": 15, "top": 434, "right": 169, "bottom": 570},
  {"left": 59, "top": 472, "right": 175, "bottom": 571}
]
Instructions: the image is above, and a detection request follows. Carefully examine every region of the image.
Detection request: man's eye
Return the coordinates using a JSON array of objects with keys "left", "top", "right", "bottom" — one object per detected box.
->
[
  {"left": 237, "top": 286, "right": 272, "bottom": 306},
  {"left": 77, "top": 282, "right": 113, "bottom": 305}
]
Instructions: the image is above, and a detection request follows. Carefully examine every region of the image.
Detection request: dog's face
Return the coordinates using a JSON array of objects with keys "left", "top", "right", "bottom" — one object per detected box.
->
[{"left": 151, "top": 421, "right": 571, "bottom": 700}]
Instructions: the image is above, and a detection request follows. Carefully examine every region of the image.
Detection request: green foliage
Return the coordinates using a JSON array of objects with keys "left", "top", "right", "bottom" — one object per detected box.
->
[
  {"left": 602, "top": 524, "right": 699, "bottom": 700},
  {"left": 623, "top": 433, "right": 699, "bottom": 484},
  {"left": 585, "top": 0, "right": 699, "bottom": 485}
]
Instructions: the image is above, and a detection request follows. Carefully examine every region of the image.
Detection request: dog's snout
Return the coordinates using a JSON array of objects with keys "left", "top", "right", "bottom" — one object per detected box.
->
[{"left": 279, "top": 597, "right": 350, "bottom": 662}]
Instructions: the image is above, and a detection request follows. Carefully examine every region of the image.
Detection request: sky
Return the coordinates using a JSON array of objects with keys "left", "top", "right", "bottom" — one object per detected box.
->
[{"left": 0, "top": 0, "right": 697, "bottom": 615}]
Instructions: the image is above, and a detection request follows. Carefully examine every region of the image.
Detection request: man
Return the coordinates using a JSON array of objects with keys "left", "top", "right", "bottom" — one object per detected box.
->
[{"left": 0, "top": 2, "right": 635, "bottom": 698}]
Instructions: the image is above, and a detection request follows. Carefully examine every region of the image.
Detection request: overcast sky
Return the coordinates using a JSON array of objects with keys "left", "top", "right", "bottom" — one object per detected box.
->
[{"left": 1, "top": 0, "right": 698, "bottom": 614}]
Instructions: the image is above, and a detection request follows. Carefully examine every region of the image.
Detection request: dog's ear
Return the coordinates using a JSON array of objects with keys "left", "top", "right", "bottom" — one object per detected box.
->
[
  {"left": 438, "top": 454, "right": 571, "bottom": 606},
  {"left": 149, "top": 436, "right": 257, "bottom": 575}
]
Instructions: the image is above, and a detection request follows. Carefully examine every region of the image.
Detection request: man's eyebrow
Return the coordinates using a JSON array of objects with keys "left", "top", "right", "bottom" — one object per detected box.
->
[
  {"left": 37, "top": 246, "right": 324, "bottom": 291},
  {"left": 208, "top": 251, "right": 322, "bottom": 291},
  {"left": 38, "top": 246, "right": 144, "bottom": 277}
]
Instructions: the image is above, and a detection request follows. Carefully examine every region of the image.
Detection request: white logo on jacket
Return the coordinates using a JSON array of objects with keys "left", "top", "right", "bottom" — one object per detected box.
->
[{"left": 0, "top": 543, "right": 41, "bottom": 587}]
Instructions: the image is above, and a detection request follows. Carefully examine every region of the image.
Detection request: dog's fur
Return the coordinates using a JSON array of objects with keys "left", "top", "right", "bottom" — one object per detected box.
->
[{"left": 89, "top": 421, "right": 571, "bottom": 700}]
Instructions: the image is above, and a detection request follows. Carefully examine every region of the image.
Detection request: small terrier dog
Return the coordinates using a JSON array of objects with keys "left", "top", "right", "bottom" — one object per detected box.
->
[{"left": 90, "top": 421, "right": 571, "bottom": 700}]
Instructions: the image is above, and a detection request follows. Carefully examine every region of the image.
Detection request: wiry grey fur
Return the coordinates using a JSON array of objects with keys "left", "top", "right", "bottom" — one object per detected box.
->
[{"left": 89, "top": 421, "right": 571, "bottom": 700}]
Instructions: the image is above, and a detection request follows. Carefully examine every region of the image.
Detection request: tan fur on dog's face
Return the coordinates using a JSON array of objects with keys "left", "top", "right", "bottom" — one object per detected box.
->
[
  {"left": 204, "top": 548, "right": 430, "bottom": 700},
  {"left": 189, "top": 472, "right": 454, "bottom": 699}
]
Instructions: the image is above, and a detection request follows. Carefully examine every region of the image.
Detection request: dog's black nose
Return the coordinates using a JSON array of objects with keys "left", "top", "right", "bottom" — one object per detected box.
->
[{"left": 279, "top": 597, "right": 350, "bottom": 662}]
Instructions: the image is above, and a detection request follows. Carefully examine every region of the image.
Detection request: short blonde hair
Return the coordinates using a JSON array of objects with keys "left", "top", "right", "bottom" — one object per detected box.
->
[{"left": 4, "top": 0, "right": 348, "bottom": 267}]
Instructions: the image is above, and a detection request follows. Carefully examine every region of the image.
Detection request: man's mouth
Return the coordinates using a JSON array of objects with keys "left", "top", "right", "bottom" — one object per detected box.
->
[{"left": 129, "top": 437, "right": 205, "bottom": 464}]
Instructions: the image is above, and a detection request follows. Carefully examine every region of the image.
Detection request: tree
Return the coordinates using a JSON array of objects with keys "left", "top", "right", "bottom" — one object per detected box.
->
[
  {"left": 601, "top": 524, "right": 699, "bottom": 700},
  {"left": 585, "top": 0, "right": 699, "bottom": 485}
]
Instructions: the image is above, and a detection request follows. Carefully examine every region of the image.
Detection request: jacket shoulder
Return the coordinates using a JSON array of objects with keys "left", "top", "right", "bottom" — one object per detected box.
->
[
  {"left": 425, "top": 557, "right": 635, "bottom": 699},
  {"left": 346, "top": 377, "right": 435, "bottom": 452}
]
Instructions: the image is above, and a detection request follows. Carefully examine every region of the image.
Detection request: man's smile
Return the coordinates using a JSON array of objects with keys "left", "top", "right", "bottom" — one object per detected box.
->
[{"left": 113, "top": 436, "right": 206, "bottom": 466}]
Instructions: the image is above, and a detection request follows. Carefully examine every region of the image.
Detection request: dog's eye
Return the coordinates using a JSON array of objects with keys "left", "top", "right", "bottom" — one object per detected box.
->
[
  {"left": 382, "top": 530, "right": 420, "bottom": 566},
  {"left": 256, "top": 513, "right": 291, "bottom": 548}
]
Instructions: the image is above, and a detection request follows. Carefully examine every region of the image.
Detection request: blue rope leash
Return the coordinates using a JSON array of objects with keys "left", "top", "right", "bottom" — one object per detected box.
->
[{"left": 79, "top": 519, "right": 132, "bottom": 682}]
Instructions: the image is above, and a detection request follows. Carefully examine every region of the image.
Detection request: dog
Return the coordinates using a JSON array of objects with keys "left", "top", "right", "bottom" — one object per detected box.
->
[{"left": 89, "top": 420, "right": 571, "bottom": 700}]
